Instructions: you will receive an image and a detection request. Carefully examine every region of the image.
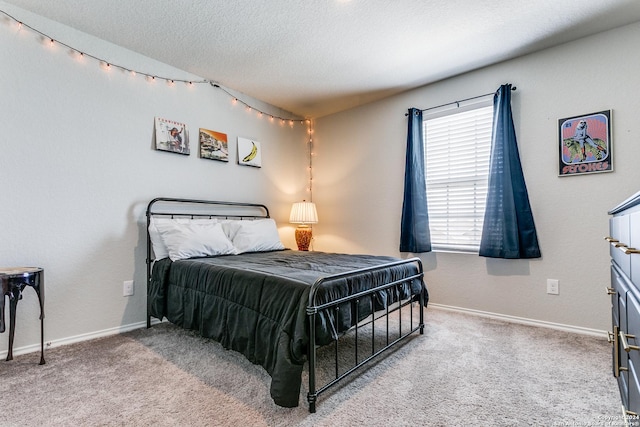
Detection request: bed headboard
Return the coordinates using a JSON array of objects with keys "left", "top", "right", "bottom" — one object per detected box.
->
[
  {"left": 146, "top": 197, "right": 270, "bottom": 220},
  {"left": 145, "top": 197, "right": 271, "bottom": 279}
]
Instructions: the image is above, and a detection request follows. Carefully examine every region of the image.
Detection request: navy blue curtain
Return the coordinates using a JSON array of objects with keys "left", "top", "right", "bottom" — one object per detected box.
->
[
  {"left": 400, "top": 108, "right": 431, "bottom": 253},
  {"left": 479, "top": 84, "right": 541, "bottom": 259}
]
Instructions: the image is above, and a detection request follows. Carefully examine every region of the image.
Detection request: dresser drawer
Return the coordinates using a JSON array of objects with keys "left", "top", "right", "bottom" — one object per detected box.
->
[
  {"left": 630, "top": 360, "right": 640, "bottom": 415},
  {"left": 628, "top": 292, "right": 640, "bottom": 360},
  {"left": 611, "top": 215, "right": 631, "bottom": 278},
  {"left": 612, "top": 265, "right": 630, "bottom": 320},
  {"left": 629, "top": 211, "right": 640, "bottom": 286},
  {"left": 621, "top": 356, "right": 630, "bottom": 408}
]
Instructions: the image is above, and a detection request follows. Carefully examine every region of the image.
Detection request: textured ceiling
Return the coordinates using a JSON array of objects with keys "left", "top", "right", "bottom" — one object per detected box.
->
[{"left": 4, "top": 0, "right": 640, "bottom": 118}]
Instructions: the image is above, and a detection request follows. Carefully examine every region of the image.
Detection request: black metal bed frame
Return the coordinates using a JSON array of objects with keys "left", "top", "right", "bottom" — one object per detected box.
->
[{"left": 145, "top": 197, "right": 426, "bottom": 413}]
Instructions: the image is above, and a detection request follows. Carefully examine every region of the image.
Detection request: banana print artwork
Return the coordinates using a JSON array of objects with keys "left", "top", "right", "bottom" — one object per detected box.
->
[
  {"left": 243, "top": 141, "right": 258, "bottom": 162},
  {"left": 238, "top": 137, "right": 262, "bottom": 167}
]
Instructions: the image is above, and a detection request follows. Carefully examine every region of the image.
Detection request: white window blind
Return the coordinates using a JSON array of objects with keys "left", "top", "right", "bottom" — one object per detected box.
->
[{"left": 423, "top": 104, "right": 493, "bottom": 252}]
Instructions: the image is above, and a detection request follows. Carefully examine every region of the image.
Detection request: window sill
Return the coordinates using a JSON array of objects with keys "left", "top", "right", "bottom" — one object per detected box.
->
[{"left": 431, "top": 248, "right": 479, "bottom": 255}]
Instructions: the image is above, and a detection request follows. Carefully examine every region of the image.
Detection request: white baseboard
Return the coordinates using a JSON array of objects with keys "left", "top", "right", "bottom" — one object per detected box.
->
[
  {"left": 428, "top": 303, "right": 608, "bottom": 338},
  {"left": 0, "top": 318, "right": 163, "bottom": 359}
]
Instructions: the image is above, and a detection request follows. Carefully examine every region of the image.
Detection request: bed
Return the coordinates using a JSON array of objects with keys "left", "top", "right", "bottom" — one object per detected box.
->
[{"left": 146, "top": 197, "right": 428, "bottom": 412}]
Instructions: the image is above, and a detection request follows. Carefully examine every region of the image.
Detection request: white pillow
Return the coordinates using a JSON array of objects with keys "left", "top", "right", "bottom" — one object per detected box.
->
[
  {"left": 148, "top": 217, "right": 173, "bottom": 260},
  {"left": 149, "top": 217, "right": 217, "bottom": 260},
  {"left": 155, "top": 221, "right": 236, "bottom": 261},
  {"left": 224, "top": 219, "right": 285, "bottom": 254}
]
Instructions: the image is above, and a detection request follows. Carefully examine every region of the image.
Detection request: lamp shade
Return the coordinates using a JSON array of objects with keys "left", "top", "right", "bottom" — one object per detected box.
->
[{"left": 289, "top": 201, "right": 318, "bottom": 224}]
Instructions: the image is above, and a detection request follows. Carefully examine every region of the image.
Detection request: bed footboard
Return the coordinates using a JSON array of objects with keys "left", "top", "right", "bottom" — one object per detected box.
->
[{"left": 306, "top": 257, "right": 426, "bottom": 413}]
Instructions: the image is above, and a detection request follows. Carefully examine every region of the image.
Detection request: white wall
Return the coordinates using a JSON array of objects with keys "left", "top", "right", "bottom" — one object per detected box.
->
[
  {"left": 0, "top": 2, "right": 308, "bottom": 353},
  {"left": 313, "top": 22, "right": 640, "bottom": 332}
]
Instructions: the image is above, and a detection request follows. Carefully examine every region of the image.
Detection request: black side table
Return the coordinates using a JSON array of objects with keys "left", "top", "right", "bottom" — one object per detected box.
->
[{"left": 0, "top": 267, "right": 45, "bottom": 365}]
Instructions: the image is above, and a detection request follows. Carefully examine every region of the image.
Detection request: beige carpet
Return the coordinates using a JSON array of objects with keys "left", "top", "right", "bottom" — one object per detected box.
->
[{"left": 0, "top": 308, "right": 621, "bottom": 426}]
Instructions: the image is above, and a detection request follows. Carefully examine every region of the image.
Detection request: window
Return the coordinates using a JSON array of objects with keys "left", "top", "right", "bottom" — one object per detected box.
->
[{"left": 423, "top": 102, "right": 492, "bottom": 252}]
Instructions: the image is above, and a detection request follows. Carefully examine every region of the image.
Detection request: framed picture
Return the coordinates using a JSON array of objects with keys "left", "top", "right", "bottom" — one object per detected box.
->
[
  {"left": 199, "top": 128, "right": 229, "bottom": 162},
  {"left": 558, "top": 110, "right": 612, "bottom": 176},
  {"left": 155, "top": 117, "right": 189, "bottom": 155},
  {"left": 237, "top": 137, "right": 262, "bottom": 167}
]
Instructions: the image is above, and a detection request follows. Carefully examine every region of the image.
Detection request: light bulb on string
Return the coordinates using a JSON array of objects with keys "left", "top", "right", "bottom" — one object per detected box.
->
[{"left": 71, "top": 49, "right": 84, "bottom": 61}]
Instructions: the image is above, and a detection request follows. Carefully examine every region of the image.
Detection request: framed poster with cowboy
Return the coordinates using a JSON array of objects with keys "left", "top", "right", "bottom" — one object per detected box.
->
[
  {"left": 558, "top": 110, "right": 612, "bottom": 176},
  {"left": 155, "top": 117, "right": 189, "bottom": 155}
]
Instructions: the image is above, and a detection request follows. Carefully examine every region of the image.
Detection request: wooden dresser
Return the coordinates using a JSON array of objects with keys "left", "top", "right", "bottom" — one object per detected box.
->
[{"left": 608, "top": 191, "right": 640, "bottom": 416}]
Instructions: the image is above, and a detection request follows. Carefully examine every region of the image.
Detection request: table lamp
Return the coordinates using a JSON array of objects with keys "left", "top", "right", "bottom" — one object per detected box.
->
[{"left": 289, "top": 201, "right": 318, "bottom": 251}]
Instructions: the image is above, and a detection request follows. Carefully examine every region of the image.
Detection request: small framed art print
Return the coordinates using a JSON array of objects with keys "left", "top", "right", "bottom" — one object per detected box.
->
[
  {"left": 155, "top": 117, "right": 189, "bottom": 155},
  {"left": 558, "top": 110, "right": 612, "bottom": 177},
  {"left": 199, "top": 128, "right": 229, "bottom": 162},
  {"left": 237, "top": 137, "right": 262, "bottom": 167}
]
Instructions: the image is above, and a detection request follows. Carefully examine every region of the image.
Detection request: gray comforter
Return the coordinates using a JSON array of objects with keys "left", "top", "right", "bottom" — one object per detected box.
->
[{"left": 149, "top": 249, "right": 426, "bottom": 407}]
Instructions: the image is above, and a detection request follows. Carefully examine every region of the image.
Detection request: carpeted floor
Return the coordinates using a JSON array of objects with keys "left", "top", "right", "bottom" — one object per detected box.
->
[{"left": 0, "top": 308, "right": 622, "bottom": 426}]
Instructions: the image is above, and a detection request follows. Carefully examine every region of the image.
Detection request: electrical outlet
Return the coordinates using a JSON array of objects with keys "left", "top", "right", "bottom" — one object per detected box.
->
[
  {"left": 547, "top": 279, "right": 559, "bottom": 295},
  {"left": 123, "top": 280, "right": 134, "bottom": 297}
]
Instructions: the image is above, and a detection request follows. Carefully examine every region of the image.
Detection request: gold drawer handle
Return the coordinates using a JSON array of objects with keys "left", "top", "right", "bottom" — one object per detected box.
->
[
  {"left": 620, "top": 331, "right": 640, "bottom": 352},
  {"left": 626, "top": 248, "right": 640, "bottom": 255},
  {"left": 606, "top": 287, "right": 616, "bottom": 295},
  {"left": 627, "top": 410, "right": 638, "bottom": 416},
  {"left": 615, "top": 242, "right": 628, "bottom": 248},
  {"left": 620, "top": 366, "right": 629, "bottom": 372},
  {"left": 605, "top": 237, "right": 620, "bottom": 242}
]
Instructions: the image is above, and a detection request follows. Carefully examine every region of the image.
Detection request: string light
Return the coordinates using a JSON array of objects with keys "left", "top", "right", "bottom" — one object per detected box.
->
[
  {"left": 210, "top": 84, "right": 305, "bottom": 126},
  {"left": 1, "top": 8, "right": 309, "bottom": 127},
  {"left": 307, "top": 120, "right": 315, "bottom": 200}
]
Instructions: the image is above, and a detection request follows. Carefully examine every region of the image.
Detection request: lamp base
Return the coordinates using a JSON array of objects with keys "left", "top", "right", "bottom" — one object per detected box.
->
[{"left": 295, "top": 226, "right": 313, "bottom": 251}]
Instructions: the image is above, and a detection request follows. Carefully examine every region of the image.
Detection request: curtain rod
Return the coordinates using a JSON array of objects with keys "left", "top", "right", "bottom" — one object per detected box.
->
[{"left": 405, "top": 85, "right": 516, "bottom": 116}]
